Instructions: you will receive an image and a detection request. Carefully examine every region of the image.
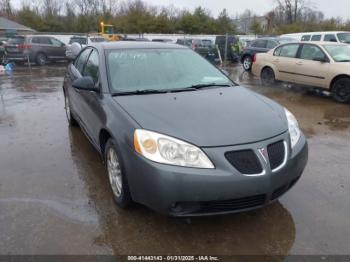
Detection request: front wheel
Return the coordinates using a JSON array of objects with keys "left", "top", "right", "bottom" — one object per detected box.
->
[
  {"left": 242, "top": 56, "right": 252, "bottom": 71},
  {"left": 105, "top": 139, "right": 132, "bottom": 208},
  {"left": 261, "top": 67, "right": 276, "bottom": 86},
  {"left": 331, "top": 78, "right": 350, "bottom": 103}
]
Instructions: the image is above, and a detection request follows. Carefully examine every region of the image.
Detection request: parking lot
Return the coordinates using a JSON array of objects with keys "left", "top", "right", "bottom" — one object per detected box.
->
[{"left": 0, "top": 64, "right": 349, "bottom": 255}]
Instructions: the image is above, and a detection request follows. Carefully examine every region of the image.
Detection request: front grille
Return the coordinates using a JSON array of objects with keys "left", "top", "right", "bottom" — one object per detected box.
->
[
  {"left": 267, "top": 141, "right": 285, "bottom": 170},
  {"left": 225, "top": 150, "right": 263, "bottom": 174},
  {"left": 198, "top": 194, "right": 266, "bottom": 213}
]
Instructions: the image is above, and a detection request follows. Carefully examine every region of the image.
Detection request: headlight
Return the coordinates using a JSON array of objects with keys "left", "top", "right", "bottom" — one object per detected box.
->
[
  {"left": 284, "top": 108, "right": 301, "bottom": 148},
  {"left": 134, "top": 129, "right": 214, "bottom": 169}
]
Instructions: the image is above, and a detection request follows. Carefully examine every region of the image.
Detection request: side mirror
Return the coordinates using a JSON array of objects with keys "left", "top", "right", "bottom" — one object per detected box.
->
[
  {"left": 72, "top": 76, "right": 96, "bottom": 91},
  {"left": 313, "top": 57, "right": 329, "bottom": 63}
]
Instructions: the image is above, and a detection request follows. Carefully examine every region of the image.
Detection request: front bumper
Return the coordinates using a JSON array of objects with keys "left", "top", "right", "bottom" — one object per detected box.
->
[{"left": 124, "top": 132, "right": 308, "bottom": 216}]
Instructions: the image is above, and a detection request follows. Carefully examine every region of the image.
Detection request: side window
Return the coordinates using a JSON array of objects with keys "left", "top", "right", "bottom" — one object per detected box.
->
[
  {"left": 31, "top": 37, "right": 41, "bottom": 44},
  {"left": 324, "top": 34, "right": 337, "bottom": 42},
  {"left": 301, "top": 35, "right": 311, "bottom": 41},
  {"left": 83, "top": 50, "right": 99, "bottom": 83},
  {"left": 40, "top": 37, "right": 51, "bottom": 45},
  {"left": 300, "top": 45, "right": 326, "bottom": 61},
  {"left": 266, "top": 40, "right": 278, "bottom": 49},
  {"left": 74, "top": 48, "right": 92, "bottom": 74},
  {"left": 50, "top": 38, "right": 63, "bottom": 47},
  {"left": 311, "top": 35, "right": 321, "bottom": 41},
  {"left": 274, "top": 46, "right": 282, "bottom": 56},
  {"left": 252, "top": 40, "right": 267, "bottom": 48},
  {"left": 278, "top": 44, "right": 300, "bottom": 58}
]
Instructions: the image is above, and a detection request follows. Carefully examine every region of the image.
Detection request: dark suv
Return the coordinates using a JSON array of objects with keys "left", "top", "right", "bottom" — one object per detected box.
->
[
  {"left": 5, "top": 35, "right": 67, "bottom": 65},
  {"left": 241, "top": 37, "right": 294, "bottom": 71}
]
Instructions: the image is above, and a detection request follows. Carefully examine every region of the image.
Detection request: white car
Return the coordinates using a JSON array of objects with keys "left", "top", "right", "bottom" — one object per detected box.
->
[{"left": 66, "top": 35, "right": 106, "bottom": 60}]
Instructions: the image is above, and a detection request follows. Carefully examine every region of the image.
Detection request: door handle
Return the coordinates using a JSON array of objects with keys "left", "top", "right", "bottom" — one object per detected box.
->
[
  {"left": 296, "top": 62, "right": 303, "bottom": 65},
  {"left": 273, "top": 59, "right": 279, "bottom": 63}
]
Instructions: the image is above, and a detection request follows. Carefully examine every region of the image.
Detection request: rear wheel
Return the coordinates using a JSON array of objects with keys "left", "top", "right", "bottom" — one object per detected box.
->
[
  {"left": 261, "top": 67, "right": 276, "bottom": 86},
  {"left": 242, "top": 56, "right": 252, "bottom": 71},
  {"left": 35, "top": 53, "right": 47, "bottom": 66},
  {"left": 331, "top": 78, "right": 350, "bottom": 103},
  {"left": 64, "top": 93, "right": 78, "bottom": 126},
  {"left": 105, "top": 139, "right": 132, "bottom": 208}
]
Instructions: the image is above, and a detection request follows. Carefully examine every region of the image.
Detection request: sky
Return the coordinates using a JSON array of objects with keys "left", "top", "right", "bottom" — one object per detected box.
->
[
  {"left": 146, "top": 0, "right": 350, "bottom": 20},
  {"left": 10, "top": 0, "right": 350, "bottom": 20}
]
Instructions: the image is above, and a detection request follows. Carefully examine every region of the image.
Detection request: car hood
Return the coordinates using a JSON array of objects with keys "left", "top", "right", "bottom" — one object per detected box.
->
[{"left": 114, "top": 86, "right": 288, "bottom": 147}]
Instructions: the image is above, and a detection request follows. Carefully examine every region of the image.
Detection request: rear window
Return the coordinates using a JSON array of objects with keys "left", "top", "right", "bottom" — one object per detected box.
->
[{"left": 7, "top": 37, "right": 24, "bottom": 44}]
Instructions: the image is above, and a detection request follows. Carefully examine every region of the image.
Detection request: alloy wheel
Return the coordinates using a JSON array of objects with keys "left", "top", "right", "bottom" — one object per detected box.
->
[{"left": 107, "top": 147, "right": 123, "bottom": 197}]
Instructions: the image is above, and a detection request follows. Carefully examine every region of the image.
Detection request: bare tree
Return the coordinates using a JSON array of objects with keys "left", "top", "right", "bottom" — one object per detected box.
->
[{"left": 0, "top": 0, "right": 13, "bottom": 18}]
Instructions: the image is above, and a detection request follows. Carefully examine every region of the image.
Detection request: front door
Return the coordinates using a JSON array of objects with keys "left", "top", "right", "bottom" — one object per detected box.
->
[{"left": 294, "top": 44, "right": 330, "bottom": 88}]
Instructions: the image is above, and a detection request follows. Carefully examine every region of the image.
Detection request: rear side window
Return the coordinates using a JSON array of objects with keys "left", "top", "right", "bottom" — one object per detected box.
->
[
  {"left": 311, "top": 35, "right": 321, "bottom": 41},
  {"left": 274, "top": 44, "right": 299, "bottom": 58},
  {"left": 31, "top": 37, "right": 41, "bottom": 44},
  {"left": 83, "top": 50, "right": 99, "bottom": 83},
  {"left": 251, "top": 40, "right": 267, "bottom": 48},
  {"left": 301, "top": 35, "right": 311, "bottom": 41},
  {"left": 74, "top": 48, "right": 92, "bottom": 74},
  {"left": 324, "top": 34, "right": 337, "bottom": 42},
  {"left": 32, "top": 37, "right": 51, "bottom": 45}
]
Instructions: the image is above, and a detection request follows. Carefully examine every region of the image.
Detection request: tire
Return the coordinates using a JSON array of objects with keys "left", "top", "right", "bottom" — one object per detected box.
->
[
  {"left": 105, "top": 139, "right": 132, "bottom": 208},
  {"left": 242, "top": 56, "right": 252, "bottom": 71},
  {"left": 261, "top": 67, "right": 276, "bottom": 86},
  {"left": 35, "top": 53, "right": 47, "bottom": 66},
  {"left": 64, "top": 92, "right": 78, "bottom": 126},
  {"left": 331, "top": 77, "right": 350, "bottom": 103}
]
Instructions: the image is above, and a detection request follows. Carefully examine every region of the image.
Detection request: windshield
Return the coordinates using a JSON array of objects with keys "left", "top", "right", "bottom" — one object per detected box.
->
[
  {"left": 106, "top": 49, "right": 232, "bottom": 93},
  {"left": 323, "top": 45, "right": 350, "bottom": 62},
  {"left": 337, "top": 33, "right": 350, "bottom": 43},
  {"left": 69, "top": 37, "right": 87, "bottom": 45}
]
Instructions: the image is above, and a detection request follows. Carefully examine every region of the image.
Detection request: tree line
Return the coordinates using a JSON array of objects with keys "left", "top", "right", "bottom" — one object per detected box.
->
[{"left": 0, "top": 0, "right": 349, "bottom": 35}]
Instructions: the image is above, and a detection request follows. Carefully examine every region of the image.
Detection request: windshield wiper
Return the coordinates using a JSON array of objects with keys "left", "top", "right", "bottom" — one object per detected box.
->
[
  {"left": 337, "top": 60, "right": 350, "bottom": 62},
  {"left": 189, "top": 83, "right": 232, "bottom": 90},
  {"left": 112, "top": 89, "right": 168, "bottom": 96}
]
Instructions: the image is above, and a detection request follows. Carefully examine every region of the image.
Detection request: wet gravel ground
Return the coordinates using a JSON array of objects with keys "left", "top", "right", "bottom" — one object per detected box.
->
[{"left": 0, "top": 64, "right": 349, "bottom": 255}]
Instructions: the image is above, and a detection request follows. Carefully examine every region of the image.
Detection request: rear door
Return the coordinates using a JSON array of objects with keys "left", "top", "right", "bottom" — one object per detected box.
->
[
  {"left": 272, "top": 43, "right": 300, "bottom": 82},
  {"left": 293, "top": 44, "right": 330, "bottom": 88}
]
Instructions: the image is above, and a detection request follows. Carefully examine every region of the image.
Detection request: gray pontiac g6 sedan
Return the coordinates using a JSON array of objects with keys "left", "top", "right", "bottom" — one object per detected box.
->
[{"left": 63, "top": 42, "right": 308, "bottom": 216}]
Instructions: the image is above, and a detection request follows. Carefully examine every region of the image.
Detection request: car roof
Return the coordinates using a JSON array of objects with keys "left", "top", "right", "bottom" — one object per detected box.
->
[{"left": 91, "top": 41, "right": 187, "bottom": 50}]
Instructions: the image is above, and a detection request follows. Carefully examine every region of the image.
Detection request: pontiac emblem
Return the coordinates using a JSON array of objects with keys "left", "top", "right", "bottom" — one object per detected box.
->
[{"left": 258, "top": 148, "right": 269, "bottom": 164}]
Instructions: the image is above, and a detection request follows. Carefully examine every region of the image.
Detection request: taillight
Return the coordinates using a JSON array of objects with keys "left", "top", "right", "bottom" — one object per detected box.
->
[
  {"left": 18, "top": 44, "right": 32, "bottom": 49},
  {"left": 252, "top": 54, "right": 256, "bottom": 63}
]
